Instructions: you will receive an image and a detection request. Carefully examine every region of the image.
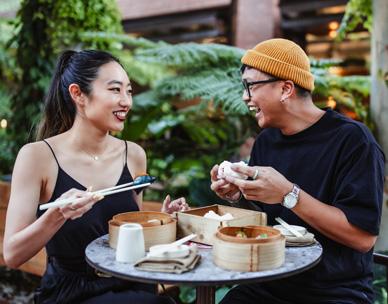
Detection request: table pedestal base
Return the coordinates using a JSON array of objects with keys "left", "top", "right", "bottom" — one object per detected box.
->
[{"left": 196, "top": 286, "right": 216, "bottom": 304}]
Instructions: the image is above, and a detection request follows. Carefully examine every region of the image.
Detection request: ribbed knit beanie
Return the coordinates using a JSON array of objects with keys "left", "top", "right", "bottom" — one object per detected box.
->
[{"left": 241, "top": 38, "right": 314, "bottom": 91}]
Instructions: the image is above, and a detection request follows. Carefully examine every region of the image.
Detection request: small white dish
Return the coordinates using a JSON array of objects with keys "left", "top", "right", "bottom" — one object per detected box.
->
[
  {"left": 273, "top": 225, "right": 307, "bottom": 237},
  {"left": 147, "top": 244, "right": 190, "bottom": 259}
]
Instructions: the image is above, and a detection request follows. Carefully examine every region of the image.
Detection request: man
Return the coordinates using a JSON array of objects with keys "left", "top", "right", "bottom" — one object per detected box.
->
[{"left": 210, "top": 38, "right": 385, "bottom": 303}]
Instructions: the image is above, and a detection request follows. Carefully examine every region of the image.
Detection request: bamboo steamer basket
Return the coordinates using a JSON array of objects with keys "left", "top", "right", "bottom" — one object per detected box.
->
[
  {"left": 109, "top": 211, "right": 176, "bottom": 250},
  {"left": 213, "top": 226, "right": 285, "bottom": 272},
  {"left": 176, "top": 204, "right": 267, "bottom": 245}
]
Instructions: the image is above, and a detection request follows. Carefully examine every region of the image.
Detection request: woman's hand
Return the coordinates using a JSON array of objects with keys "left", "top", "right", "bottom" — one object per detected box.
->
[
  {"left": 210, "top": 164, "right": 241, "bottom": 201},
  {"left": 162, "top": 195, "right": 189, "bottom": 213},
  {"left": 225, "top": 164, "right": 293, "bottom": 204},
  {"left": 53, "top": 188, "right": 104, "bottom": 220}
]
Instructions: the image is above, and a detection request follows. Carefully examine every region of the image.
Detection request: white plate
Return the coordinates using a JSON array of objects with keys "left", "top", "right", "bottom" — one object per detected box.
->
[{"left": 273, "top": 225, "right": 307, "bottom": 237}]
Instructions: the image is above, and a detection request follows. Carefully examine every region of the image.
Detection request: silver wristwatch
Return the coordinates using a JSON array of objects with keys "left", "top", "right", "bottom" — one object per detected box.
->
[{"left": 281, "top": 184, "right": 300, "bottom": 209}]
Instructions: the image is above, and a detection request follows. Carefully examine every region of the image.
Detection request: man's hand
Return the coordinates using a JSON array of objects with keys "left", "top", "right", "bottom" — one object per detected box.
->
[
  {"left": 224, "top": 164, "right": 293, "bottom": 204},
  {"left": 210, "top": 164, "right": 241, "bottom": 201}
]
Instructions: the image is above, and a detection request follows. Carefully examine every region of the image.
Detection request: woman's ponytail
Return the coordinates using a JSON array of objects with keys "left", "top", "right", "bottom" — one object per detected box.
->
[{"left": 36, "top": 51, "right": 77, "bottom": 140}]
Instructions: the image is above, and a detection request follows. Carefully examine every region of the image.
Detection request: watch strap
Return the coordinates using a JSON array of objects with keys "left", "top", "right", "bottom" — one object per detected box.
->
[{"left": 291, "top": 184, "right": 300, "bottom": 197}]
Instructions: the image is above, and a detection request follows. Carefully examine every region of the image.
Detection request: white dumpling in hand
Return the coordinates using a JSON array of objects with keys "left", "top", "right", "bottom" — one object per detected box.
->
[{"left": 217, "top": 161, "right": 248, "bottom": 180}]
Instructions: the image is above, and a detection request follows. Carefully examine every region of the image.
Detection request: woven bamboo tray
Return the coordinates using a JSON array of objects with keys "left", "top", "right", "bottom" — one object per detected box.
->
[
  {"left": 213, "top": 225, "right": 285, "bottom": 272},
  {"left": 177, "top": 204, "right": 267, "bottom": 245},
  {"left": 109, "top": 211, "right": 176, "bottom": 250}
]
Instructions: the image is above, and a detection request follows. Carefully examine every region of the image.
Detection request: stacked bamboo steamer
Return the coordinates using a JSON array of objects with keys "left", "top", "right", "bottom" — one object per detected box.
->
[
  {"left": 213, "top": 225, "right": 285, "bottom": 272},
  {"left": 109, "top": 211, "right": 176, "bottom": 250}
]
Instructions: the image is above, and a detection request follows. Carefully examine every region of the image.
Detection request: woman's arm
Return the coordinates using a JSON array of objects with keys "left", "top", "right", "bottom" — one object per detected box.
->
[
  {"left": 3, "top": 143, "right": 66, "bottom": 267},
  {"left": 4, "top": 143, "right": 101, "bottom": 268}
]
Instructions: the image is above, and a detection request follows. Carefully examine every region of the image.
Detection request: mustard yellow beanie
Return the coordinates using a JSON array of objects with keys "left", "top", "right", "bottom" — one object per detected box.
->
[{"left": 241, "top": 38, "right": 314, "bottom": 91}]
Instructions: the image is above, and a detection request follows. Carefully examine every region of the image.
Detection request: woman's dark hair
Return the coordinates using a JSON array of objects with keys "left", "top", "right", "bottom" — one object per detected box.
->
[{"left": 36, "top": 50, "right": 121, "bottom": 140}]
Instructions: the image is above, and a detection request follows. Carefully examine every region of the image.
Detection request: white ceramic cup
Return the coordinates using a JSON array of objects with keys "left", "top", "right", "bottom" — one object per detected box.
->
[{"left": 116, "top": 223, "right": 145, "bottom": 263}]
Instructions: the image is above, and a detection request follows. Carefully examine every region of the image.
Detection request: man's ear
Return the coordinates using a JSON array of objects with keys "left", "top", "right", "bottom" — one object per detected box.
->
[
  {"left": 280, "top": 80, "right": 295, "bottom": 102},
  {"left": 68, "top": 83, "right": 86, "bottom": 106}
]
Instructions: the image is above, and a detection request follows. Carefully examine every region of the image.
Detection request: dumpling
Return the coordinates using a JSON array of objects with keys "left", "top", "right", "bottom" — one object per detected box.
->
[{"left": 217, "top": 161, "right": 248, "bottom": 180}]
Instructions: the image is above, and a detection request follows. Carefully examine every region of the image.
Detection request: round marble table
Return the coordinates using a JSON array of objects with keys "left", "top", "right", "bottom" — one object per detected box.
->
[{"left": 86, "top": 235, "right": 322, "bottom": 304}]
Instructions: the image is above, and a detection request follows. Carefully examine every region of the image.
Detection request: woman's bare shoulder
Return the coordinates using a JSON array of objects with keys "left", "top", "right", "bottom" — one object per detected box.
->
[
  {"left": 18, "top": 141, "right": 51, "bottom": 160},
  {"left": 15, "top": 140, "right": 58, "bottom": 173},
  {"left": 125, "top": 141, "right": 147, "bottom": 175},
  {"left": 126, "top": 141, "right": 146, "bottom": 159}
]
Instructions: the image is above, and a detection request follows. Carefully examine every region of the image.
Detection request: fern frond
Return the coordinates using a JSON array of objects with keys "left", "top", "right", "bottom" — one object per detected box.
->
[
  {"left": 133, "top": 90, "right": 165, "bottom": 110},
  {"left": 116, "top": 50, "right": 170, "bottom": 86},
  {"left": 80, "top": 31, "right": 160, "bottom": 49},
  {"left": 154, "top": 68, "right": 247, "bottom": 114},
  {"left": 330, "top": 75, "right": 370, "bottom": 97},
  {"left": 135, "top": 42, "right": 244, "bottom": 70},
  {"left": 314, "top": 75, "right": 370, "bottom": 97}
]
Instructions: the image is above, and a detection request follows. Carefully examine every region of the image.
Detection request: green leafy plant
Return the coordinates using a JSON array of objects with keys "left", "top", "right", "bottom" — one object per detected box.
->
[
  {"left": 179, "top": 285, "right": 232, "bottom": 304},
  {"left": 124, "top": 42, "right": 254, "bottom": 203},
  {"left": 337, "top": 0, "right": 372, "bottom": 40},
  {"left": 8, "top": 0, "right": 123, "bottom": 159},
  {"left": 311, "top": 59, "right": 372, "bottom": 130},
  {"left": 0, "top": 10, "right": 19, "bottom": 175}
]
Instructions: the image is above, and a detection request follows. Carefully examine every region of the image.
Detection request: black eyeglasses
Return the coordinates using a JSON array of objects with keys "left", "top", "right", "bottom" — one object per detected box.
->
[{"left": 242, "top": 78, "right": 279, "bottom": 98}]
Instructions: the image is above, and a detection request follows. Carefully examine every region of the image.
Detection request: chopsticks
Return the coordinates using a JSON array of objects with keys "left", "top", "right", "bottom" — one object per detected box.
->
[
  {"left": 275, "top": 217, "right": 303, "bottom": 238},
  {"left": 92, "top": 179, "right": 145, "bottom": 195},
  {"left": 39, "top": 182, "right": 151, "bottom": 211}
]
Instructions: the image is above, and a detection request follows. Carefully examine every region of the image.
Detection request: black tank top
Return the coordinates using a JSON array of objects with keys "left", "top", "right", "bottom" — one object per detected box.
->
[{"left": 37, "top": 140, "right": 140, "bottom": 262}]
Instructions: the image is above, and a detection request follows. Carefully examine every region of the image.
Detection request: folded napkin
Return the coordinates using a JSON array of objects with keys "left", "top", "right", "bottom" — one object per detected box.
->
[
  {"left": 285, "top": 232, "right": 316, "bottom": 247},
  {"left": 134, "top": 246, "right": 201, "bottom": 274}
]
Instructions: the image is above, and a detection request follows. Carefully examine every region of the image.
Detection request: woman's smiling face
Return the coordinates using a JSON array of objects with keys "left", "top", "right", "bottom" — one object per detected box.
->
[{"left": 82, "top": 61, "right": 132, "bottom": 132}]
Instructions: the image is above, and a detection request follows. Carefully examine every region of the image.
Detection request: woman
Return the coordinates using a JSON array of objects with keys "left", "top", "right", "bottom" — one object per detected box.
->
[{"left": 3, "top": 50, "right": 188, "bottom": 303}]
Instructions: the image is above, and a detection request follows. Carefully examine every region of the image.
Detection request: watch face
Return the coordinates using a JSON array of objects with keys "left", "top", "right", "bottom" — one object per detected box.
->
[{"left": 284, "top": 194, "right": 297, "bottom": 208}]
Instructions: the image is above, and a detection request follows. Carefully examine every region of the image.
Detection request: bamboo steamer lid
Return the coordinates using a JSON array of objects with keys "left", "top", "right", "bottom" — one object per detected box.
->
[
  {"left": 109, "top": 211, "right": 176, "bottom": 250},
  {"left": 216, "top": 226, "right": 282, "bottom": 243},
  {"left": 113, "top": 211, "right": 173, "bottom": 226},
  {"left": 213, "top": 225, "right": 285, "bottom": 272}
]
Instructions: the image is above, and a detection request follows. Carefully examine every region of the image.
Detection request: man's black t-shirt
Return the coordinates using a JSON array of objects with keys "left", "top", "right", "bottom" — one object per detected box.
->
[{"left": 241, "top": 109, "right": 385, "bottom": 303}]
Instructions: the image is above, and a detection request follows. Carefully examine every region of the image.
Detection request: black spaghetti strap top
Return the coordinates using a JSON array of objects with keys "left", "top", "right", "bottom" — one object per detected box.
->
[{"left": 37, "top": 140, "right": 140, "bottom": 262}]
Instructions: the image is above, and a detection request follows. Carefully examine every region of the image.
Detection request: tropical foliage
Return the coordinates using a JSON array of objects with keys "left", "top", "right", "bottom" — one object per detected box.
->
[
  {"left": 337, "top": 0, "right": 372, "bottom": 40},
  {"left": 6, "top": 0, "right": 122, "bottom": 154},
  {"left": 0, "top": 14, "right": 18, "bottom": 174},
  {"left": 0, "top": 0, "right": 386, "bottom": 303}
]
